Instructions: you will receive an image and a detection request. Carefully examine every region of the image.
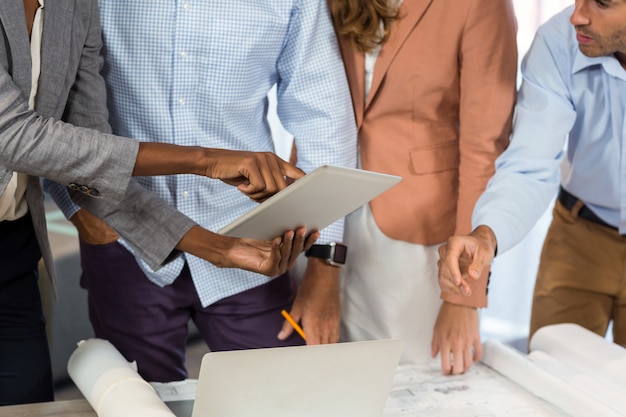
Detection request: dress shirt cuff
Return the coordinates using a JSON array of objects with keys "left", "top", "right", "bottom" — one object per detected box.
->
[
  {"left": 440, "top": 268, "right": 489, "bottom": 309},
  {"left": 117, "top": 209, "right": 196, "bottom": 271},
  {"left": 472, "top": 214, "right": 515, "bottom": 256},
  {"left": 115, "top": 218, "right": 194, "bottom": 271},
  {"left": 43, "top": 179, "right": 81, "bottom": 220}
]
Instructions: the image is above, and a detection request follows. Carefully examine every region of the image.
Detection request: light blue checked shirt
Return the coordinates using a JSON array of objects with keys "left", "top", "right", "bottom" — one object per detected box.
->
[
  {"left": 48, "top": 0, "right": 356, "bottom": 306},
  {"left": 473, "top": 6, "right": 626, "bottom": 253}
]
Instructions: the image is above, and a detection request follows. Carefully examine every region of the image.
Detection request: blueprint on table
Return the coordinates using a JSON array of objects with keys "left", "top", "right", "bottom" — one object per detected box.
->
[{"left": 383, "top": 361, "right": 565, "bottom": 417}]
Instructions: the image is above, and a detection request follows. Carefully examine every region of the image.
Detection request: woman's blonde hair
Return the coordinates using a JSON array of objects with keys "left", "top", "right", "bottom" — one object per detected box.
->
[{"left": 329, "top": 0, "right": 399, "bottom": 53}]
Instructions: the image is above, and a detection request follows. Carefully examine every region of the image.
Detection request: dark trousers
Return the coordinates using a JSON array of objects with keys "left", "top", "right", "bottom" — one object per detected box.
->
[
  {"left": 0, "top": 213, "right": 53, "bottom": 405},
  {"left": 79, "top": 240, "right": 304, "bottom": 382}
]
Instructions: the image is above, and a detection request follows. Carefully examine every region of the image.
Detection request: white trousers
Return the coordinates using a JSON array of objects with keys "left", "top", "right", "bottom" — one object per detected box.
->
[{"left": 340, "top": 204, "right": 442, "bottom": 365}]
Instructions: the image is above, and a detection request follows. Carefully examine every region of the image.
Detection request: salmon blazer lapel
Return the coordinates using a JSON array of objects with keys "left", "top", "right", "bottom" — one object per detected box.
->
[
  {"left": 337, "top": 35, "right": 365, "bottom": 129},
  {"left": 367, "top": 0, "right": 433, "bottom": 109}
]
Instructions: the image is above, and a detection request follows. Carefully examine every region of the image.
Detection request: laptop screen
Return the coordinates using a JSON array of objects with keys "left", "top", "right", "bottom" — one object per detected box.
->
[{"left": 189, "top": 339, "right": 403, "bottom": 417}]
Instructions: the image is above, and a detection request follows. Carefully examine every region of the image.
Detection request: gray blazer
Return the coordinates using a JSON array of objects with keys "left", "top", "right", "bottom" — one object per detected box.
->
[{"left": 0, "top": 0, "right": 196, "bottom": 292}]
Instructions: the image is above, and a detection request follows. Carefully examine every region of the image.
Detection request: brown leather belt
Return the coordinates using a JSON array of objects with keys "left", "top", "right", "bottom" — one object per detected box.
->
[{"left": 558, "top": 187, "right": 616, "bottom": 230}]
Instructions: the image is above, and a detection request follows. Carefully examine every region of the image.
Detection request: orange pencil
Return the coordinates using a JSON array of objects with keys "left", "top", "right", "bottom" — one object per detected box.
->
[{"left": 281, "top": 309, "right": 307, "bottom": 341}]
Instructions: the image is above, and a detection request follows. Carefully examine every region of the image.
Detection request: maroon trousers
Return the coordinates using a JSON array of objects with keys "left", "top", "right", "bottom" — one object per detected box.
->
[{"left": 79, "top": 240, "right": 304, "bottom": 382}]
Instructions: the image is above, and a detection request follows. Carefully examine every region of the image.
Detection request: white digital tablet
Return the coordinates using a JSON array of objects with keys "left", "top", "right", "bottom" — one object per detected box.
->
[{"left": 218, "top": 165, "right": 401, "bottom": 240}]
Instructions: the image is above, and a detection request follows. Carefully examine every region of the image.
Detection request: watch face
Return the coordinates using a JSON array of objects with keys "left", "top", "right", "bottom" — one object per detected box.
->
[{"left": 332, "top": 243, "right": 347, "bottom": 264}]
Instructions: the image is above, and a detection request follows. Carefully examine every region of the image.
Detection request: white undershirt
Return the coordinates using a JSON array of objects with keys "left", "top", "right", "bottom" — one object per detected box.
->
[
  {"left": 364, "top": 43, "right": 382, "bottom": 103},
  {"left": 0, "top": 0, "right": 44, "bottom": 221}
]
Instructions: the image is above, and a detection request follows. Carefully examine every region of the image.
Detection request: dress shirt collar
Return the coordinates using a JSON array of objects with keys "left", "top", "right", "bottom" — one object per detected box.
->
[{"left": 572, "top": 47, "right": 626, "bottom": 81}]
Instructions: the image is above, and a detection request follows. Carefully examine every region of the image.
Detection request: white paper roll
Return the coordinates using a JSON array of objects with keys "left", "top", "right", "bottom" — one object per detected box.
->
[
  {"left": 67, "top": 339, "right": 176, "bottom": 417},
  {"left": 482, "top": 339, "right": 623, "bottom": 417},
  {"left": 530, "top": 323, "right": 626, "bottom": 388},
  {"left": 529, "top": 350, "right": 626, "bottom": 414}
]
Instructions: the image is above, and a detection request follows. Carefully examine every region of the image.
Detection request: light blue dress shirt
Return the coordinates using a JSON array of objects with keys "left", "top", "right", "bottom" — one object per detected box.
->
[
  {"left": 473, "top": 6, "right": 626, "bottom": 254},
  {"left": 48, "top": 0, "right": 357, "bottom": 306}
]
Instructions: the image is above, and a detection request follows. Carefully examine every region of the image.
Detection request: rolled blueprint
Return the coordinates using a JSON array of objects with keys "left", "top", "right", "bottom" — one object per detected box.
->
[
  {"left": 481, "top": 339, "right": 623, "bottom": 417},
  {"left": 528, "top": 350, "right": 626, "bottom": 414},
  {"left": 530, "top": 323, "right": 626, "bottom": 388},
  {"left": 67, "top": 338, "right": 176, "bottom": 417}
]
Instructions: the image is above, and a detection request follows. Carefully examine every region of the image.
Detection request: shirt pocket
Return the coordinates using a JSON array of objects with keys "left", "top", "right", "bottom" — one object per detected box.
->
[{"left": 409, "top": 141, "right": 459, "bottom": 175}]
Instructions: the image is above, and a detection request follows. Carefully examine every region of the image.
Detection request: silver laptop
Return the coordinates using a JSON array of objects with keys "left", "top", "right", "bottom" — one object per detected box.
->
[
  {"left": 218, "top": 165, "right": 401, "bottom": 240},
  {"left": 180, "top": 339, "right": 403, "bottom": 417}
]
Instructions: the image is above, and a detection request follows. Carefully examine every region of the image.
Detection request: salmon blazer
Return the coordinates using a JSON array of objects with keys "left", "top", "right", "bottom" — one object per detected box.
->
[{"left": 338, "top": 0, "right": 517, "bottom": 245}]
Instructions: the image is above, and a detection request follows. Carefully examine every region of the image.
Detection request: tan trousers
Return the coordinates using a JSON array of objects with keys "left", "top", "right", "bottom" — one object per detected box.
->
[{"left": 530, "top": 200, "right": 626, "bottom": 346}]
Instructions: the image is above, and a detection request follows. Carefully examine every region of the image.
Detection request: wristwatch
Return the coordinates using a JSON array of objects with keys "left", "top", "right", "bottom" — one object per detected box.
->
[{"left": 304, "top": 242, "right": 348, "bottom": 266}]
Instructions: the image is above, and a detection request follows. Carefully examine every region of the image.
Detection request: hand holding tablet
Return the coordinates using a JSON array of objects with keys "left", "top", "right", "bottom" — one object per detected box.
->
[{"left": 219, "top": 165, "right": 401, "bottom": 240}]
